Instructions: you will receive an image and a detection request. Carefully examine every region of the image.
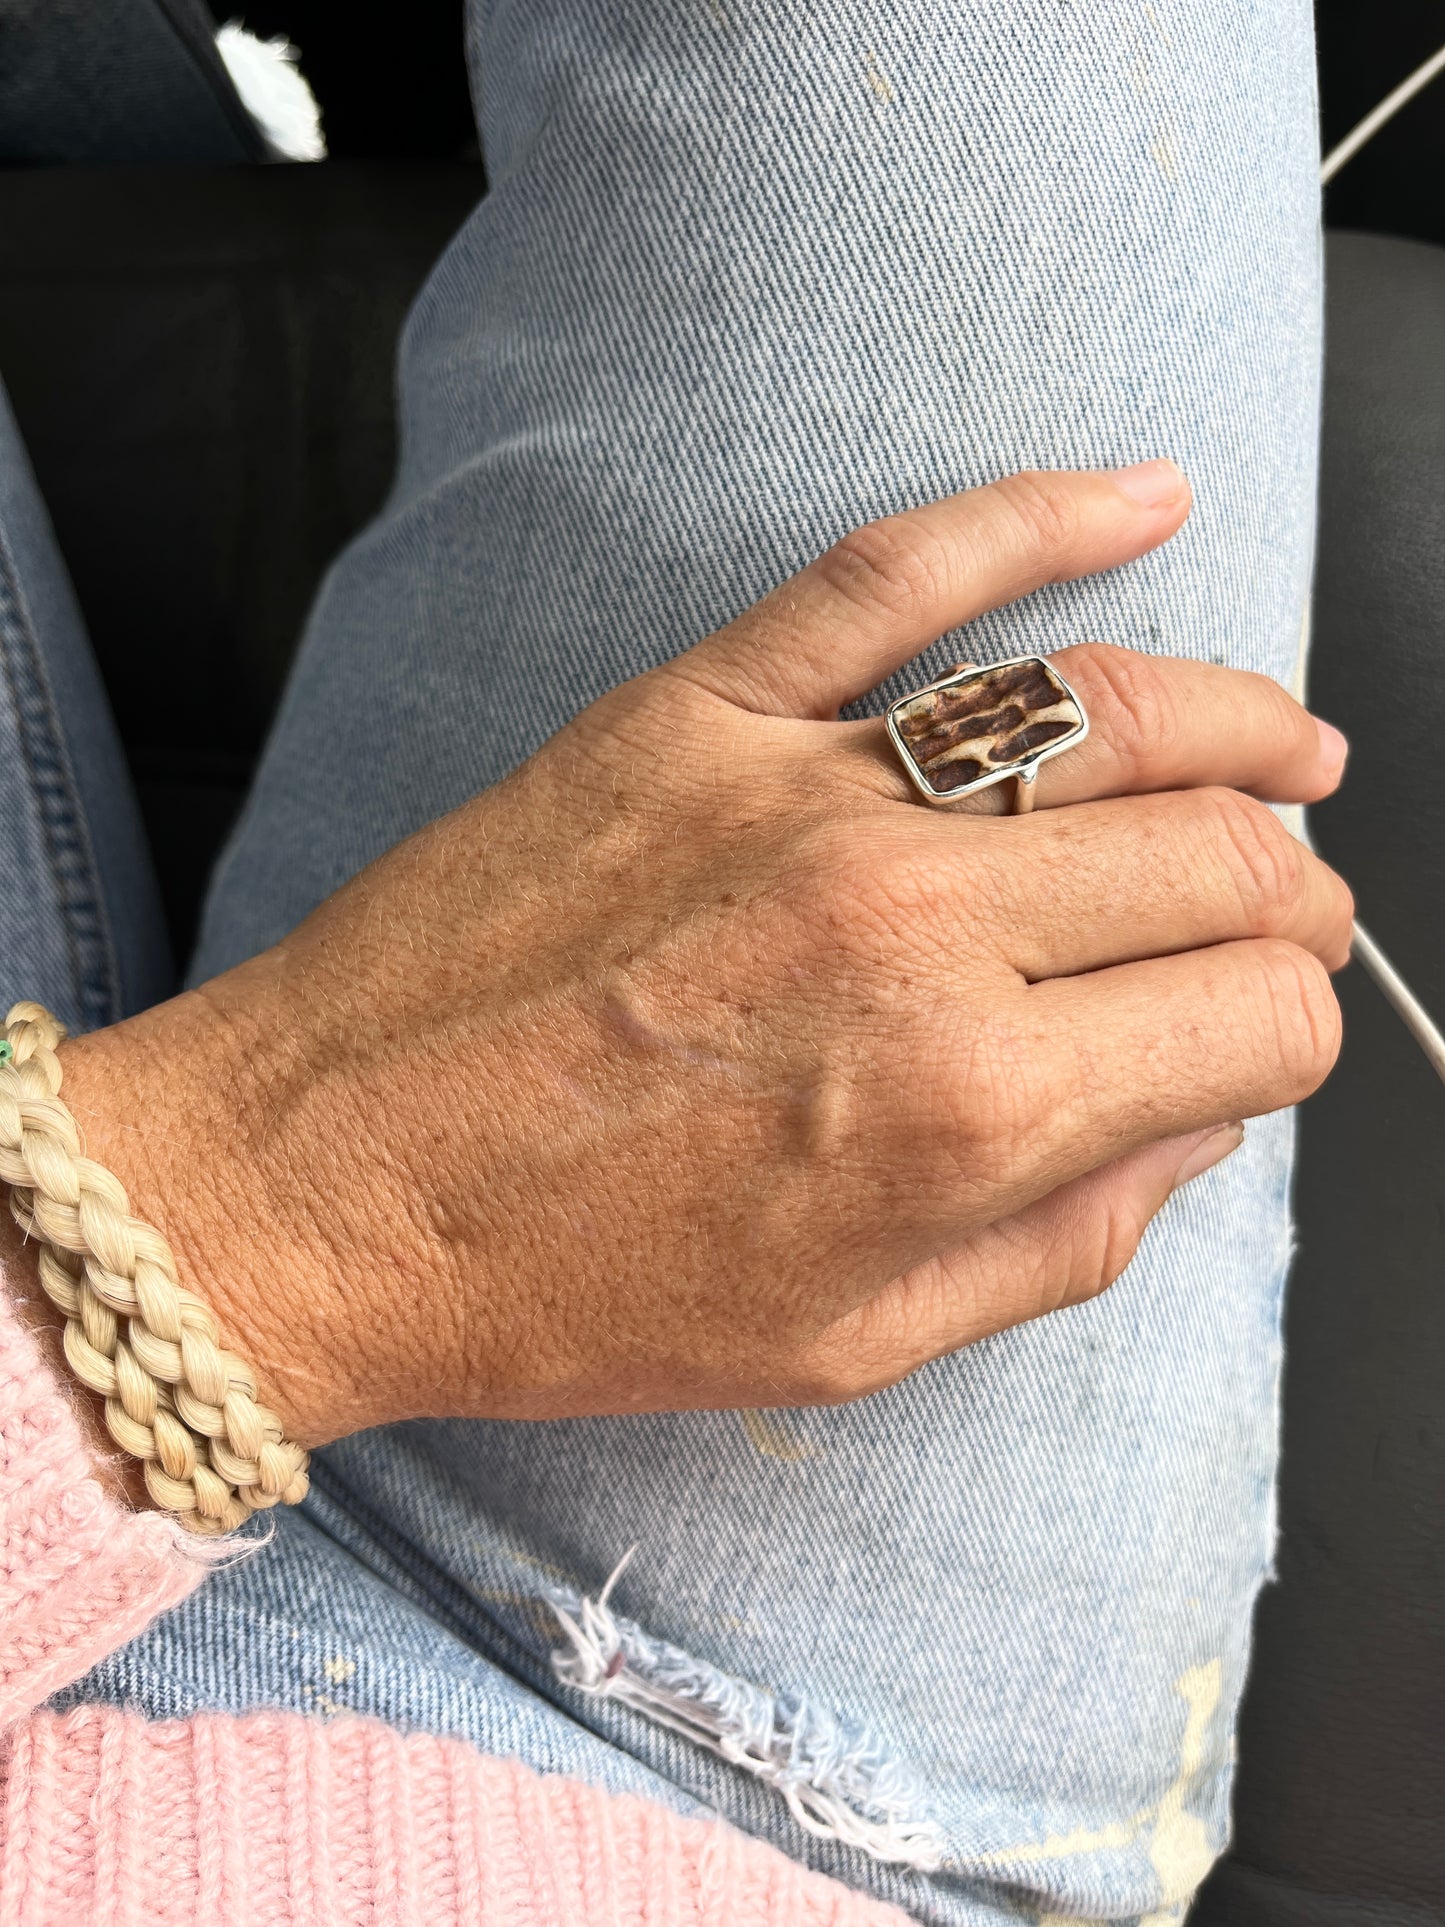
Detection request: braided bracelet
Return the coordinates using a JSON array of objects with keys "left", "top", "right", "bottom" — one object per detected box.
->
[{"left": 0, "top": 1001, "right": 309, "bottom": 1535}]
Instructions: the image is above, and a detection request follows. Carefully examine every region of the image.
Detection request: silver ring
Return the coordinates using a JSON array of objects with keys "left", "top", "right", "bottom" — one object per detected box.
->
[{"left": 885, "top": 654, "right": 1088, "bottom": 814}]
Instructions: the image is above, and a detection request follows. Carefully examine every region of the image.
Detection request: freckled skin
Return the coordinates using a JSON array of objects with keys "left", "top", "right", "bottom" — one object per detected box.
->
[{"left": 41, "top": 470, "right": 1350, "bottom": 1449}]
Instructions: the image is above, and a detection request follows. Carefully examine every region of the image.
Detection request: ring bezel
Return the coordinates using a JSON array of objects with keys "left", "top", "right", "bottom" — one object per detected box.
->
[{"left": 885, "top": 654, "right": 1089, "bottom": 806}]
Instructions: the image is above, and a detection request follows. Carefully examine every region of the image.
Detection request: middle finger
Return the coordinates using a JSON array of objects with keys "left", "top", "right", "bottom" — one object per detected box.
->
[{"left": 917, "top": 785, "right": 1355, "bottom": 979}]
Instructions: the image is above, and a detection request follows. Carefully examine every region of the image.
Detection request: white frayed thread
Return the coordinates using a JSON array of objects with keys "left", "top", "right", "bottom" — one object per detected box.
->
[
  {"left": 548, "top": 1549, "right": 946, "bottom": 1871},
  {"left": 216, "top": 23, "right": 326, "bottom": 162}
]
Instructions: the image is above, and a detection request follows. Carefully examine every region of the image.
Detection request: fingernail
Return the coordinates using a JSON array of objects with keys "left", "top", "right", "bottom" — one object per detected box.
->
[
  {"left": 1172, "top": 1122, "right": 1245, "bottom": 1189},
  {"left": 1315, "top": 717, "right": 1349, "bottom": 780},
  {"left": 1108, "top": 458, "right": 1188, "bottom": 509}
]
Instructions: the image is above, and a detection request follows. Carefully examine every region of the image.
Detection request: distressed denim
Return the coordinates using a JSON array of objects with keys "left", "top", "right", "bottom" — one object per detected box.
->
[{"left": 10, "top": 3, "right": 1322, "bottom": 1921}]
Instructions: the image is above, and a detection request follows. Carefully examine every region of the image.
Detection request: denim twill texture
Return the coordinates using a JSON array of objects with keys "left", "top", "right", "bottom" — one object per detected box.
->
[
  {"left": 16, "top": 2, "right": 1321, "bottom": 1921},
  {"left": 0, "top": 388, "right": 167, "bottom": 1031}
]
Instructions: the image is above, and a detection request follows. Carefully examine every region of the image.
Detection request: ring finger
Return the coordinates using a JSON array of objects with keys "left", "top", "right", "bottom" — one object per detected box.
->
[
  {"left": 839, "top": 640, "right": 1348, "bottom": 812},
  {"left": 922, "top": 784, "right": 1356, "bottom": 979}
]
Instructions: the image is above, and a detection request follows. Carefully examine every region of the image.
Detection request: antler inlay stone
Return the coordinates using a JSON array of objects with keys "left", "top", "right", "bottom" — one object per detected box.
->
[{"left": 888, "top": 657, "right": 1084, "bottom": 799}]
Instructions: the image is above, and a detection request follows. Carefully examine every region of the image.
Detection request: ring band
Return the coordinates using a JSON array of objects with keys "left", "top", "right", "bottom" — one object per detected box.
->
[{"left": 886, "top": 655, "right": 1088, "bottom": 813}]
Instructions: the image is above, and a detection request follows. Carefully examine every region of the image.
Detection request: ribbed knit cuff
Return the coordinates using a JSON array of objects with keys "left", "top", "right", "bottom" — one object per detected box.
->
[
  {"left": 0, "top": 1270, "right": 204, "bottom": 1727},
  {"left": 1, "top": 1704, "right": 911, "bottom": 1925},
  {"left": 0, "top": 1270, "right": 911, "bottom": 1926}
]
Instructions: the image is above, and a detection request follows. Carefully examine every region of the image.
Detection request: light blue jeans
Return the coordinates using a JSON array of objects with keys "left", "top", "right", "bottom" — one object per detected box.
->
[{"left": 5, "top": 4, "right": 1322, "bottom": 1920}]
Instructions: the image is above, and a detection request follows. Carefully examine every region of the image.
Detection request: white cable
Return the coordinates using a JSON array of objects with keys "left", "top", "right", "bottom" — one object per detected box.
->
[
  {"left": 1310, "top": 51, "right": 1445, "bottom": 1086},
  {"left": 1320, "top": 40, "right": 1445, "bottom": 184},
  {"left": 1350, "top": 923, "right": 1445, "bottom": 1084}
]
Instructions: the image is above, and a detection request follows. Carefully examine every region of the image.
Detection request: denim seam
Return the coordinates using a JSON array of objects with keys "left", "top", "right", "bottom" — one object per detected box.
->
[
  {"left": 151, "top": 0, "right": 268, "bottom": 161},
  {"left": 0, "top": 522, "right": 121, "bottom": 1031}
]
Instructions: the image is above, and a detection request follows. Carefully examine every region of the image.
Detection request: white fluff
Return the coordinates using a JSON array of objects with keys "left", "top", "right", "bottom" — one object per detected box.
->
[{"left": 216, "top": 21, "right": 326, "bottom": 162}]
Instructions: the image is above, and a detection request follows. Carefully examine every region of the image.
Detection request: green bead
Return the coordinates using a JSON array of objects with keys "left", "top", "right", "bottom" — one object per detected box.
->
[{"left": 0, "top": 1041, "right": 12, "bottom": 1064}]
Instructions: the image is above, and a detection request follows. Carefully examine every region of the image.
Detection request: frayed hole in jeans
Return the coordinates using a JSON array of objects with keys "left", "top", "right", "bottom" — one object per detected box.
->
[{"left": 545, "top": 1547, "right": 946, "bottom": 1872}]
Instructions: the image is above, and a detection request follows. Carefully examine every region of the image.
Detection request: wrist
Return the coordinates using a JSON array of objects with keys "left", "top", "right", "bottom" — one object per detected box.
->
[
  {"left": 52, "top": 972, "right": 362, "bottom": 1451},
  {"left": 0, "top": 1209, "right": 152, "bottom": 1507}
]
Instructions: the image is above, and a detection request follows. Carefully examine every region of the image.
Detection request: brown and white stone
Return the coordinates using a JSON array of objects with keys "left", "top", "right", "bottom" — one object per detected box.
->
[{"left": 888, "top": 656, "right": 1084, "bottom": 798}]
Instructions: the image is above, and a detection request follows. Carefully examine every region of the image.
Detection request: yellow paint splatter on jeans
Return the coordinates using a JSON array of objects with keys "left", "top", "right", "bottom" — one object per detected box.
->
[
  {"left": 865, "top": 49, "right": 894, "bottom": 104},
  {"left": 998, "top": 1812, "right": 1152, "bottom": 1866},
  {"left": 1144, "top": 1660, "right": 1221, "bottom": 1906},
  {"left": 741, "top": 1409, "right": 821, "bottom": 1461},
  {"left": 996, "top": 1660, "right": 1223, "bottom": 1924},
  {"left": 1149, "top": 132, "right": 1179, "bottom": 183}
]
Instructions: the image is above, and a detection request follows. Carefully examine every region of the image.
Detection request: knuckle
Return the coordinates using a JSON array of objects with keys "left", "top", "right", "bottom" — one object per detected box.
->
[
  {"left": 1331, "top": 869, "right": 1358, "bottom": 951},
  {"left": 986, "top": 1187, "right": 1143, "bottom": 1325},
  {"left": 785, "top": 819, "right": 943, "bottom": 958},
  {"left": 925, "top": 1008, "right": 1058, "bottom": 1194},
  {"left": 990, "top": 471, "right": 1083, "bottom": 562},
  {"left": 816, "top": 517, "right": 949, "bottom": 626},
  {"left": 1245, "top": 665, "right": 1317, "bottom": 758},
  {"left": 789, "top": 816, "right": 858, "bottom": 878},
  {"left": 1252, "top": 939, "right": 1343, "bottom": 1089},
  {"left": 859, "top": 838, "right": 970, "bottom": 941},
  {"left": 786, "top": 818, "right": 872, "bottom": 910},
  {"left": 781, "top": 822, "right": 904, "bottom": 969},
  {"left": 1205, "top": 788, "right": 1306, "bottom": 931},
  {"left": 1067, "top": 641, "right": 1181, "bottom": 785}
]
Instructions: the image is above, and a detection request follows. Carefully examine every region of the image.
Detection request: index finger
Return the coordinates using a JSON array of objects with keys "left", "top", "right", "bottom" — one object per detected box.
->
[{"left": 678, "top": 463, "right": 1191, "bottom": 718}]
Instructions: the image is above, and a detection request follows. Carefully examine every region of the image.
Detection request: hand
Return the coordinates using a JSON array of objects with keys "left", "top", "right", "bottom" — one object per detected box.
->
[{"left": 53, "top": 464, "right": 1351, "bottom": 1447}]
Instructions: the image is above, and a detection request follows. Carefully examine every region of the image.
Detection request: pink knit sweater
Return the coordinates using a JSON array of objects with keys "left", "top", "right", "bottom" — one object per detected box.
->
[{"left": 0, "top": 1272, "right": 906, "bottom": 1924}]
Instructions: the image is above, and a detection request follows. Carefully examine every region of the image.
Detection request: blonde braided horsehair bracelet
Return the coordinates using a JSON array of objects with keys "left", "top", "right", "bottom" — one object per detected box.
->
[{"left": 0, "top": 1001, "right": 308, "bottom": 1536}]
